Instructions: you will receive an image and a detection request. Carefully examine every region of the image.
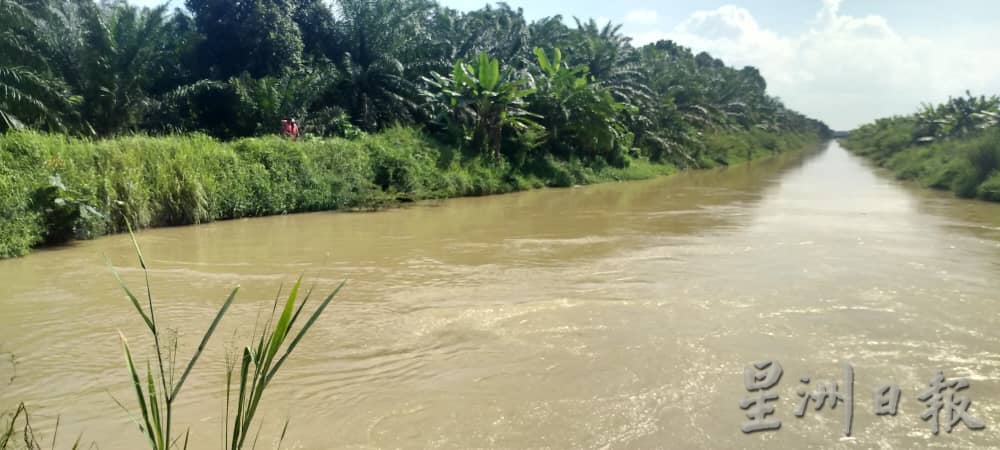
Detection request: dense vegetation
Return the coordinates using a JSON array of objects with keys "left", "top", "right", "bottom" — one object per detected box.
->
[
  {"left": 843, "top": 92, "right": 1000, "bottom": 201},
  {"left": 0, "top": 128, "right": 819, "bottom": 257},
  {"left": 1, "top": 0, "right": 830, "bottom": 258}
]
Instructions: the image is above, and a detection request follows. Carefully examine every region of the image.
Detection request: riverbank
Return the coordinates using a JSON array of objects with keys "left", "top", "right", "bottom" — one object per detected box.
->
[
  {"left": 0, "top": 128, "right": 822, "bottom": 258},
  {"left": 840, "top": 127, "right": 1000, "bottom": 202}
]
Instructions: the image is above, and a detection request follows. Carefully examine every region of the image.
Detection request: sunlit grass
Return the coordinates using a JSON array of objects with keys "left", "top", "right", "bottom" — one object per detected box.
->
[
  {"left": 0, "top": 127, "right": 819, "bottom": 259},
  {"left": 845, "top": 127, "right": 1000, "bottom": 201}
]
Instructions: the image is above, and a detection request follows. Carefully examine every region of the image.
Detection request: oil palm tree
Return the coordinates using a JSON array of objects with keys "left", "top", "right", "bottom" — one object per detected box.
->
[
  {"left": 327, "top": 0, "right": 436, "bottom": 131},
  {"left": 567, "top": 18, "right": 652, "bottom": 110},
  {"left": 74, "top": 1, "right": 174, "bottom": 135},
  {"left": 0, "top": 0, "right": 80, "bottom": 131}
]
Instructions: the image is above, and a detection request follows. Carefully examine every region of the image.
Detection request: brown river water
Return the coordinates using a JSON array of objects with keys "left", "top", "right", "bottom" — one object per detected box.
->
[{"left": 3, "top": 141, "right": 1000, "bottom": 449}]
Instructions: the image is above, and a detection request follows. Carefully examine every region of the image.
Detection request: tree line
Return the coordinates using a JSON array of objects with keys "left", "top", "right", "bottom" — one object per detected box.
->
[{"left": 2, "top": 0, "right": 829, "bottom": 166}]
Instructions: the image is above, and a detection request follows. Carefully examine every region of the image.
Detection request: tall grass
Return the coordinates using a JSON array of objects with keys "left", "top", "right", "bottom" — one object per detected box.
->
[
  {"left": 111, "top": 230, "right": 344, "bottom": 449},
  {"left": 0, "top": 127, "right": 821, "bottom": 258},
  {"left": 844, "top": 127, "right": 1000, "bottom": 201},
  {"left": 699, "top": 129, "right": 817, "bottom": 167}
]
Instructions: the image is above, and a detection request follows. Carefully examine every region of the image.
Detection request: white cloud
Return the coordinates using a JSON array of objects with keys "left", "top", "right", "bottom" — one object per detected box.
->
[
  {"left": 624, "top": 9, "right": 659, "bottom": 26},
  {"left": 642, "top": 1, "right": 1000, "bottom": 129}
]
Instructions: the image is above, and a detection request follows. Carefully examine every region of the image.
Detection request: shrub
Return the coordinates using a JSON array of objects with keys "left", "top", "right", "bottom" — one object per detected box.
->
[
  {"left": 846, "top": 124, "right": 1000, "bottom": 202},
  {"left": 978, "top": 171, "right": 1000, "bottom": 201}
]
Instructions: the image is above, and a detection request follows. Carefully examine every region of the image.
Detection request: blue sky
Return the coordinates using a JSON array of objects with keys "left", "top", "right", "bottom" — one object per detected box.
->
[{"left": 131, "top": 0, "right": 1000, "bottom": 129}]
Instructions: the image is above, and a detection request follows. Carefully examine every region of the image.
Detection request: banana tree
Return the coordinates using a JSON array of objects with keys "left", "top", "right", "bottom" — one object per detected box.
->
[
  {"left": 529, "top": 47, "right": 631, "bottom": 164},
  {"left": 914, "top": 92, "right": 1000, "bottom": 143},
  {"left": 421, "top": 52, "right": 541, "bottom": 160}
]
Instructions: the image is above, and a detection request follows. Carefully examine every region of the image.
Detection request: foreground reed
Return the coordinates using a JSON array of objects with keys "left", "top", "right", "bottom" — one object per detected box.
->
[
  {"left": 1, "top": 402, "right": 88, "bottom": 450},
  {"left": 111, "top": 230, "right": 343, "bottom": 449}
]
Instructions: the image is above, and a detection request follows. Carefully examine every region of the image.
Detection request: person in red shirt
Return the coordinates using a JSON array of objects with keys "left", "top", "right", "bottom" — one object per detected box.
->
[{"left": 289, "top": 118, "right": 300, "bottom": 140}]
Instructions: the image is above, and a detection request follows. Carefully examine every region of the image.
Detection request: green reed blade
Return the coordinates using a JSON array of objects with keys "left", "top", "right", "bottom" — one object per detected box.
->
[
  {"left": 120, "top": 334, "right": 156, "bottom": 449},
  {"left": 146, "top": 362, "right": 164, "bottom": 450},
  {"left": 268, "top": 281, "right": 344, "bottom": 382},
  {"left": 230, "top": 348, "right": 252, "bottom": 450},
  {"left": 264, "top": 277, "right": 301, "bottom": 364},
  {"left": 107, "top": 258, "right": 154, "bottom": 333},
  {"left": 124, "top": 223, "right": 147, "bottom": 270},
  {"left": 287, "top": 286, "right": 314, "bottom": 333},
  {"left": 171, "top": 286, "right": 239, "bottom": 400}
]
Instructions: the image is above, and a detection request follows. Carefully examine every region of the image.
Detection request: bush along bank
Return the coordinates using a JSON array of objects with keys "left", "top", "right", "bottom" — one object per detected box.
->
[
  {"left": 0, "top": 127, "right": 823, "bottom": 259},
  {"left": 842, "top": 93, "right": 1000, "bottom": 202}
]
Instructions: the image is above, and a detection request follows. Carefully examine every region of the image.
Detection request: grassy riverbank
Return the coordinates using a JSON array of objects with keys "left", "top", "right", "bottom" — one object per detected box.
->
[
  {"left": 841, "top": 125, "right": 1000, "bottom": 202},
  {"left": 0, "top": 128, "right": 821, "bottom": 258},
  {"left": 842, "top": 92, "right": 1000, "bottom": 202}
]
